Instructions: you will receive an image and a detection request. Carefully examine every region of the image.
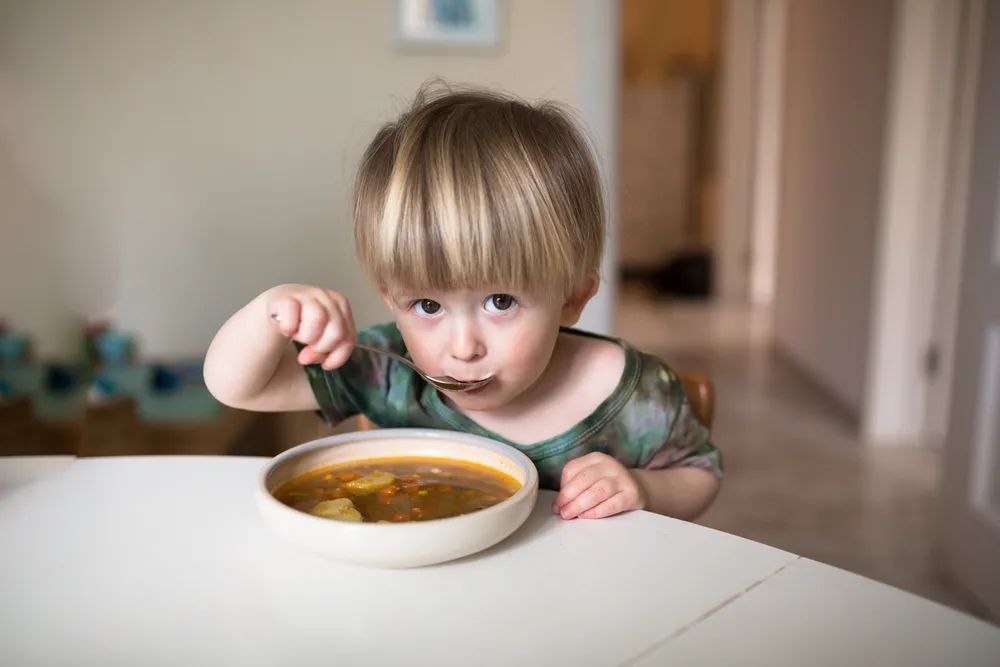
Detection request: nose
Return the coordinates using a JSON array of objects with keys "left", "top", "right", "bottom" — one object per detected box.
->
[{"left": 449, "top": 318, "right": 486, "bottom": 362}]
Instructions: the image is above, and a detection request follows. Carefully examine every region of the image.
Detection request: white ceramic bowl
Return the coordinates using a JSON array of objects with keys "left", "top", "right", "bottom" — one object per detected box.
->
[{"left": 256, "top": 428, "right": 539, "bottom": 568}]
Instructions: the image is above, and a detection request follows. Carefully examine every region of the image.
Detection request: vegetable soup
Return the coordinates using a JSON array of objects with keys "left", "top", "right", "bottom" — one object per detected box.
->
[{"left": 274, "top": 457, "right": 521, "bottom": 523}]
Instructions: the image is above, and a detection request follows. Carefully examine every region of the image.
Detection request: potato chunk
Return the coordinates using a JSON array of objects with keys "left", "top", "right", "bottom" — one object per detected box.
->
[
  {"left": 343, "top": 471, "right": 396, "bottom": 495},
  {"left": 311, "top": 497, "right": 363, "bottom": 522}
]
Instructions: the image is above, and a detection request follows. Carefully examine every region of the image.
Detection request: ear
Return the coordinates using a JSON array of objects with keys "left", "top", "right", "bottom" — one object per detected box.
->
[{"left": 560, "top": 272, "right": 600, "bottom": 327}]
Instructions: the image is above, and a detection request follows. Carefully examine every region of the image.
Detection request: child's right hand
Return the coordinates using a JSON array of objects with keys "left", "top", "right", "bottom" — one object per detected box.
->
[{"left": 265, "top": 284, "right": 357, "bottom": 370}]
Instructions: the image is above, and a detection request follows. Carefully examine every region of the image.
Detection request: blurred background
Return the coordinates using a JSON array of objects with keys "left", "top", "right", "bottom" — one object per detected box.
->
[{"left": 2, "top": 0, "right": 998, "bottom": 624}]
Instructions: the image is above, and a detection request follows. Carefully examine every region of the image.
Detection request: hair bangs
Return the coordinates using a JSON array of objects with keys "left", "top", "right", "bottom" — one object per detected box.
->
[{"left": 355, "top": 84, "right": 604, "bottom": 297}]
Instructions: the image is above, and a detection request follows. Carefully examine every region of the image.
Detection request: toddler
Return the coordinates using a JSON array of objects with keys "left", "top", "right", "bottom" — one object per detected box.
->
[{"left": 204, "top": 85, "right": 722, "bottom": 521}]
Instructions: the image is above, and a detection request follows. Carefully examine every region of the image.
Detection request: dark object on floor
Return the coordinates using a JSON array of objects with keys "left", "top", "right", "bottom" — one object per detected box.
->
[{"left": 621, "top": 251, "right": 713, "bottom": 298}]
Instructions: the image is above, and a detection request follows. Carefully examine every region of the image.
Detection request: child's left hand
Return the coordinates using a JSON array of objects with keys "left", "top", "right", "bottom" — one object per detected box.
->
[{"left": 552, "top": 452, "right": 646, "bottom": 520}]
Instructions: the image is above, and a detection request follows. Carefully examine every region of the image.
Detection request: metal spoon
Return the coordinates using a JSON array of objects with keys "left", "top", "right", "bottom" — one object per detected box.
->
[{"left": 270, "top": 313, "right": 492, "bottom": 393}]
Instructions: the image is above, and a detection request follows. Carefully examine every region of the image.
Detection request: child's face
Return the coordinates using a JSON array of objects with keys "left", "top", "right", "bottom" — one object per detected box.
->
[{"left": 382, "top": 286, "right": 571, "bottom": 411}]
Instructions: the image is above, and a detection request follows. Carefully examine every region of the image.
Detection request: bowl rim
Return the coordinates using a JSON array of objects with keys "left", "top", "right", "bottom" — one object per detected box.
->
[{"left": 256, "top": 427, "right": 539, "bottom": 530}]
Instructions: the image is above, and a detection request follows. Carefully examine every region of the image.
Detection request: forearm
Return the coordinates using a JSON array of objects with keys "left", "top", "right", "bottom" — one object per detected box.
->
[
  {"left": 630, "top": 466, "right": 720, "bottom": 521},
  {"left": 203, "top": 288, "right": 289, "bottom": 407}
]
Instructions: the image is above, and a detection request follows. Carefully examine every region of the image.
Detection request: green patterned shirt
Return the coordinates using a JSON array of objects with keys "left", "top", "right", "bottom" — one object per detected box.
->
[{"left": 301, "top": 323, "right": 723, "bottom": 490}]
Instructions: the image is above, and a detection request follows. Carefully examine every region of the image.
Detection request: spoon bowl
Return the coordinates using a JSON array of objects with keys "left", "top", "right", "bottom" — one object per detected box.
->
[{"left": 354, "top": 342, "right": 493, "bottom": 392}]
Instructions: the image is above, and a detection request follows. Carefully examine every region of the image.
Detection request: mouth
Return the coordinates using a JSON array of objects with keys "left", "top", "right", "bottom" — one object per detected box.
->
[
  {"left": 441, "top": 370, "right": 493, "bottom": 383},
  {"left": 440, "top": 374, "right": 494, "bottom": 394}
]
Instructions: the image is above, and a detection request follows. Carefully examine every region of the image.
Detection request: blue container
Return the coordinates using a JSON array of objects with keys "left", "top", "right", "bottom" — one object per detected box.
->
[
  {"left": 93, "top": 331, "right": 134, "bottom": 366},
  {"left": 0, "top": 332, "right": 30, "bottom": 365}
]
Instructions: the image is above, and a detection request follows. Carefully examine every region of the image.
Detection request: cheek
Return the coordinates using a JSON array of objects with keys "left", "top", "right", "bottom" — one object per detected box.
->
[
  {"left": 495, "top": 329, "right": 557, "bottom": 378},
  {"left": 395, "top": 322, "right": 438, "bottom": 365},
  {"left": 406, "top": 341, "right": 433, "bottom": 367},
  {"left": 503, "top": 341, "right": 545, "bottom": 367}
]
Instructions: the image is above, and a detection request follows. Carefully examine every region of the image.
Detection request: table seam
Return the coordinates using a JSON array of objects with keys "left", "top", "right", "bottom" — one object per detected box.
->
[{"left": 617, "top": 554, "right": 803, "bottom": 666}]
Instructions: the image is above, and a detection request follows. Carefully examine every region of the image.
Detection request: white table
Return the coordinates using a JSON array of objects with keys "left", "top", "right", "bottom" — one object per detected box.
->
[{"left": 1, "top": 456, "right": 998, "bottom": 666}]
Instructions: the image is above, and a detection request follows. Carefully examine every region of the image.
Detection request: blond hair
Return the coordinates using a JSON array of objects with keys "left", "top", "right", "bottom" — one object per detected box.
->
[{"left": 354, "top": 84, "right": 605, "bottom": 295}]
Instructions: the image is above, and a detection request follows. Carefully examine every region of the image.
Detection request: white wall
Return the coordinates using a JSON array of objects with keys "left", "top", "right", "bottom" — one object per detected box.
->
[
  {"left": 0, "top": 141, "right": 80, "bottom": 358},
  {"left": 772, "top": 0, "right": 894, "bottom": 415},
  {"left": 0, "top": 0, "right": 615, "bottom": 359}
]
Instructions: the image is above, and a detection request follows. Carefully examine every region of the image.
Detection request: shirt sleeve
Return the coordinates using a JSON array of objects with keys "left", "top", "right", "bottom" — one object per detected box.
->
[
  {"left": 641, "top": 361, "right": 724, "bottom": 479},
  {"left": 298, "top": 323, "right": 401, "bottom": 426}
]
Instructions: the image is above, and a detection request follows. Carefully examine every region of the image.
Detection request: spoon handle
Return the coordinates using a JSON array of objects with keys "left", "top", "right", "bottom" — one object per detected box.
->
[
  {"left": 353, "top": 342, "right": 419, "bottom": 372},
  {"left": 269, "top": 313, "right": 488, "bottom": 391}
]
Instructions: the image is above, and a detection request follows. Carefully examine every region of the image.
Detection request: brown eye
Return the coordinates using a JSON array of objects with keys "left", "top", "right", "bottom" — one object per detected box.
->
[
  {"left": 415, "top": 299, "right": 441, "bottom": 315},
  {"left": 485, "top": 294, "right": 516, "bottom": 313}
]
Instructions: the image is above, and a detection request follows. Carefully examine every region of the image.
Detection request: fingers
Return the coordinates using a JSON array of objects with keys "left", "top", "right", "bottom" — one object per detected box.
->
[
  {"left": 557, "top": 452, "right": 601, "bottom": 489},
  {"left": 294, "top": 298, "right": 328, "bottom": 345},
  {"left": 552, "top": 452, "right": 643, "bottom": 520},
  {"left": 270, "top": 298, "right": 301, "bottom": 337},
  {"left": 552, "top": 452, "right": 609, "bottom": 510},
  {"left": 578, "top": 492, "right": 630, "bottom": 520},
  {"left": 556, "top": 477, "right": 617, "bottom": 520},
  {"left": 553, "top": 461, "right": 603, "bottom": 513},
  {"left": 312, "top": 298, "right": 354, "bottom": 349},
  {"left": 266, "top": 286, "right": 357, "bottom": 370},
  {"left": 320, "top": 298, "right": 356, "bottom": 369},
  {"left": 320, "top": 339, "right": 356, "bottom": 371}
]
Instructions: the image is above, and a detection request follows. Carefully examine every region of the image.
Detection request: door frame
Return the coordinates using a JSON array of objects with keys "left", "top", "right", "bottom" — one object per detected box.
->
[
  {"left": 863, "top": 0, "right": 983, "bottom": 445},
  {"left": 575, "top": 0, "right": 619, "bottom": 336},
  {"left": 920, "top": 0, "right": 986, "bottom": 444},
  {"left": 716, "top": 0, "right": 788, "bottom": 307}
]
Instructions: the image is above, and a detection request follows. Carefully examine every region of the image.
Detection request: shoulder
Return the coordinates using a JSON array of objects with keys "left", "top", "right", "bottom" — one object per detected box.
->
[
  {"left": 559, "top": 330, "right": 626, "bottom": 400},
  {"left": 575, "top": 331, "right": 626, "bottom": 372},
  {"left": 559, "top": 329, "right": 682, "bottom": 406},
  {"left": 632, "top": 348, "right": 686, "bottom": 406}
]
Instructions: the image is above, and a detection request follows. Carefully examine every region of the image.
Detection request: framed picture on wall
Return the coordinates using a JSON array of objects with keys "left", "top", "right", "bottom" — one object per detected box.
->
[{"left": 395, "top": 0, "right": 502, "bottom": 50}]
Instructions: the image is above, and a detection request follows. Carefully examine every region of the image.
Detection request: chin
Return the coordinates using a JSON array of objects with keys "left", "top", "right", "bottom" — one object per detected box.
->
[{"left": 446, "top": 385, "right": 510, "bottom": 411}]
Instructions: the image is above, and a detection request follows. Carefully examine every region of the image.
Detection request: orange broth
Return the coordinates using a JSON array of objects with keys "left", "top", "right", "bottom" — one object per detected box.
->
[{"left": 274, "top": 456, "right": 521, "bottom": 523}]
